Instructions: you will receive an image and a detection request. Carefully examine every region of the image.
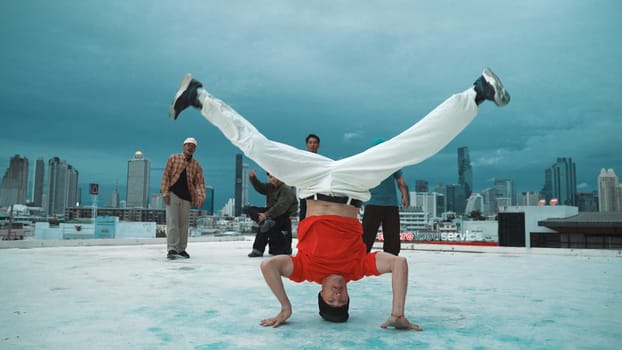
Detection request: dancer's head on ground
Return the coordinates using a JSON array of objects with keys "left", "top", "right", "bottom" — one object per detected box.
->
[{"left": 318, "top": 274, "right": 350, "bottom": 322}]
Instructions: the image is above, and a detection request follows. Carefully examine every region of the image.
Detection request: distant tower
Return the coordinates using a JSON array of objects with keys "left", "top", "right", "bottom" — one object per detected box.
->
[
  {"left": 46, "top": 157, "right": 78, "bottom": 216},
  {"left": 576, "top": 191, "right": 598, "bottom": 212},
  {"left": 494, "top": 178, "right": 515, "bottom": 208},
  {"left": 549, "top": 157, "right": 577, "bottom": 206},
  {"left": 465, "top": 193, "right": 484, "bottom": 214},
  {"left": 445, "top": 184, "right": 465, "bottom": 214},
  {"left": 457, "top": 147, "right": 473, "bottom": 199},
  {"left": 32, "top": 157, "right": 45, "bottom": 207},
  {"left": 67, "top": 165, "right": 79, "bottom": 207},
  {"left": 234, "top": 154, "right": 243, "bottom": 217},
  {"left": 126, "top": 151, "right": 150, "bottom": 208},
  {"left": 412, "top": 191, "right": 442, "bottom": 218},
  {"left": 111, "top": 179, "right": 120, "bottom": 208},
  {"left": 0, "top": 154, "right": 29, "bottom": 206},
  {"left": 481, "top": 187, "right": 497, "bottom": 216},
  {"left": 541, "top": 168, "right": 553, "bottom": 202},
  {"left": 415, "top": 179, "right": 429, "bottom": 193},
  {"left": 203, "top": 185, "right": 215, "bottom": 215},
  {"left": 241, "top": 163, "right": 249, "bottom": 207},
  {"left": 435, "top": 183, "right": 446, "bottom": 213},
  {"left": 520, "top": 191, "right": 541, "bottom": 206},
  {"left": 47, "top": 157, "right": 67, "bottom": 216},
  {"left": 598, "top": 168, "right": 619, "bottom": 212}
]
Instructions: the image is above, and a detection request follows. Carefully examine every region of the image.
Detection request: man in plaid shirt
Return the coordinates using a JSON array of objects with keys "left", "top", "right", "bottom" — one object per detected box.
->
[{"left": 160, "top": 137, "right": 206, "bottom": 260}]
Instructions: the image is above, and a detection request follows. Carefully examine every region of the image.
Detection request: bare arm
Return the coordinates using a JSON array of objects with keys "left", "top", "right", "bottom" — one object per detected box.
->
[
  {"left": 375, "top": 252, "right": 422, "bottom": 331},
  {"left": 259, "top": 255, "right": 294, "bottom": 327},
  {"left": 396, "top": 175, "right": 410, "bottom": 208}
]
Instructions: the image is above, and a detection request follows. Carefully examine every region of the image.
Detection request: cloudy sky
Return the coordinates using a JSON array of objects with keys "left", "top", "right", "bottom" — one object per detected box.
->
[{"left": 1, "top": 0, "right": 621, "bottom": 208}]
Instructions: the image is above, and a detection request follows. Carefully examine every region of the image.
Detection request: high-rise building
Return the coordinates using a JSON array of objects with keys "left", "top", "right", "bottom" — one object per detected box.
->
[
  {"left": 222, "top": 197, "right": 236, "bottom": 217},
  {"left": 411, "top": 191, "right": 442, "bottom": 218},
  {"left": 111, "top": 180, "right": 119, "bottom": 208},
  {"left": 465, "top": 193, "right": 484, "bottom": 214},
  {"left": 458, "top": 147, "right": 473, "bottom": 199},
  {"left": 434, "top": 183, "right": 446, "bottom": 213},
  {"left": 126, "top": 151, "right": 150, "bottom": 208},
  {"left": 495, "top": 178, "right": 515, "bottom": 208},
  {"left": 415, "top": 180, "right": 429, "bottom": 193},
  {"left": 150, "top": 193, "right": 163, "bottom": 209},
  {"left": 541, "top": 168, "right": 553, "bottom": 202},
  {"left": 549, "top": 157, "right": 577, "bottom": 206},
  {"left": 598, "top": 168, "right": 619, "bottom": 212},
  {"left": 0, "top": 154, "right": 29, "bottom": 207},
  {"left": 203, "top": 185, "right": 215, "bottom": 215},
  {"left": 241, "top": 163, "right": 249, "bottom": 207},
  {"left": 234, "top": 154, "right": 243, "bottom": 217},
  {"left": 576, "top": 191, "right": 598, "bottom": 212},
  {"left": 445, "top": 184, "right": 465, "bottom": 214},
  {"left": 520, "top": 191, "right": 541, "bottom": 206},
  {"left": 67, "top": 165, "right": 79, "bottom": 207},
  {"left": 481, "top": 187, "right": 497, "bottom": 216},
  {"left": 46, "top": 157, "right": 79, "bottom": 216},
  {"left": 32, "top": 157, "right": 45, "bottom": 207}
]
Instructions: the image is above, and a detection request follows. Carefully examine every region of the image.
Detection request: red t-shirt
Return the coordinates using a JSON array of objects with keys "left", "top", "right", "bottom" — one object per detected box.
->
[{"left": 289, "top": 215, "right": 380, "bottom": 284}]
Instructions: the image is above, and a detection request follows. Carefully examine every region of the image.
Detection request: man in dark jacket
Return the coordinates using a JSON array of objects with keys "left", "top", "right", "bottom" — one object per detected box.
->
[{"left": 246, "top": 168, "right": 298, "bottom": 257}]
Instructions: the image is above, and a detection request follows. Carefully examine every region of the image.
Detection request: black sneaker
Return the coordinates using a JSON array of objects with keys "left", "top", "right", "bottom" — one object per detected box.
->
[
  {"left": 167, "top": 250, "right": 179, "bottom": 260},
  {"left": 248, "top": 250, "right": 263, "bottom": 257},
  {"left": 259, "top": 218, "right": 276, "bottom": 233},
  {"left": 473, "top": 67, "right": 510, "bottom": 107},
  {"left": 178, "top": 251, "right": 190, "bottom": 259},
  {"left": 169, "top": 74, "right": 203, "bottom": 120}
]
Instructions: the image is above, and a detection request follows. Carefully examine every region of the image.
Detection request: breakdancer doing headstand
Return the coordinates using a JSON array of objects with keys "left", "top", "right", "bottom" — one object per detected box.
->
[{"left": 168, "top": 67, "right": 510, "bottom": 329}]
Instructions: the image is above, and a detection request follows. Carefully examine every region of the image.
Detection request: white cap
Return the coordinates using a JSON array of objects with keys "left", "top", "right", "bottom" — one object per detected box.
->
[{"left": 183, "top": 137, "right": 197, "bottom": 146}]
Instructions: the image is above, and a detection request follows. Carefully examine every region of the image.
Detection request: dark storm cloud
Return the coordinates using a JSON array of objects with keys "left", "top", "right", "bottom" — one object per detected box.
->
[{"left": 1, "top": 0, "right": 620, "bottom": 208}]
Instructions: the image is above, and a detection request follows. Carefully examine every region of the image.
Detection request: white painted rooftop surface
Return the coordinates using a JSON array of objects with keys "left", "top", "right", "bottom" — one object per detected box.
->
[{"left": 1, "top": 237, "right": 621, "bottom": 349}]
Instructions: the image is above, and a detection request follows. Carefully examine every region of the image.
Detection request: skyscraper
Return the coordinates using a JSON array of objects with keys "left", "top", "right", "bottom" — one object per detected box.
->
[
  {"left": 203, "top": 185, "right": 215, "bottom": 215},
  {"left": 415, "top": 179, "right": 429, "bottom": 193},
  {"left": 32, "top": 157, "right": 45, "bottom": 207},
  {"left": 549, "top": 157, "right": 577, "bottom": 206},
  {"left": 412, "top": 191, "right": 442, "bottom": 218},
  {"left": 0, "top": 154, "right": 29, "bottom": 207},
  {"left": 111, "top": 179, "right": 120, "bottom": 208},
  {"left": 520, "top": 191, "right": 541, "bottom": 206},
  {"left": 126, "top": 151, "right": 150, "bottom": 208},
  {"left": 67, "top": 165, "right": 79, "bottom": 207},
  {"left": 495, "top": 178, "right": 515, "bottom": 208},
  {"left": 47, "top": 157, "right": 79, "bottom": 216},
  {"left": 576, "top": 191, "right": 598, "bottom": 212},
  {"left": 465, "top": 193, "right": 484, "bottom": 214},
  {"left": 234, "top": 154, "right": 243, "bottom": 217},
  {"left": 598, "top": 168, "right": 619, "bottom": 212},
  {"left": 445, "top": 184, "right": 465, "bottom": 214},
  {"left": 481, "top": 187, "right": 497, "bottom": 216},
  {"left": 541, "top": 168, "right": 553, "bottom": 202},
  {"left": 458, "top": 146, "right": 473, "bottom": 199},
  {"left": 241, "top": 162, "right": 249, "bottom": 208}
]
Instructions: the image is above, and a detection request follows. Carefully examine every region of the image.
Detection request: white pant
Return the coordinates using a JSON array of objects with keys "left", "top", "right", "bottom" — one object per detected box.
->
[{"left": 198, "top": 87, "right": 479, "bottom": 202}]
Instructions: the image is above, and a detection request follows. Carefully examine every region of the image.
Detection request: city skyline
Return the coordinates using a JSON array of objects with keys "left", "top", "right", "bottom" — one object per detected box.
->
[
  {"left": 1, "top": 1, "right": 621, "bottom": 209},
  {"left": 0, "top": 150, "right": 616, "bottom": 211}
]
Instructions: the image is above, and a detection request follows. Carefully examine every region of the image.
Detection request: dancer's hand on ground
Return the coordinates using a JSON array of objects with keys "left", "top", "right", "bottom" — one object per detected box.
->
[
  {"left": 260, "top": 308, "right": 292, "bottom": 328},
  {"left": 380, "top": 315, "right": 423, "bottom": 331}
]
